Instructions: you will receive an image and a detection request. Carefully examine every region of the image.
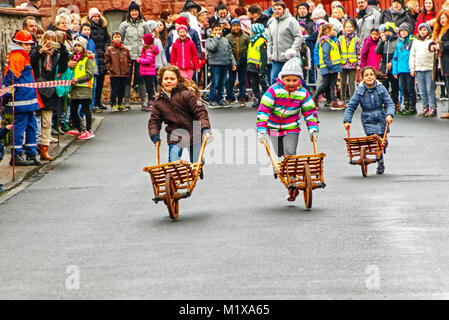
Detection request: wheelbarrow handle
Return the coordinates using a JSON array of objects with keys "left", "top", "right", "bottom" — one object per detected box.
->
[
  {"left": 381, "top": 122, "right": 390, "bottom": 149},
  {"left": 156, "top": 140, "right": 161, "bottom": 165},
  {"left": 196, "top": 135, "right": 209, "bottom": 165},
  {"left": 345, "top": 126, "right": 351, "bottom": 138},
  {"left": 312, "top": 135, "right": 318, "bottom": 154}
]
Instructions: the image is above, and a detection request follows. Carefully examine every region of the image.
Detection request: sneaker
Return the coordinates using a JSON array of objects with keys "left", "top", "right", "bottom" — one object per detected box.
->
[
  {"left": 439, "top": 96, "right": 448, "bottom": 101},
  {"left": 218, "top": 100, "right": 228, "bottom": 107},
  {"left": 111, "top": 104, "right": 120, "bottom": 112},
  {"left": 238, "top": 98, "right": 246, "bottom": 107},
  {"left": 143, "top": 105, "right": 152, "bottom": 112},
  {"left": 376, "top": 160, "right": 385, "bottom": 175},
  {"left": 208, "top": 102, "right": 221, "bottom": 109},
  {"left": 225, "top": 98, "right": 237, "bottom": 105},
  {"left": 50, "top": 136, "right": 59, "bottom": 143},
  {"left": 118, "top": 104, "right": 128, "bottom": 112},
  {"left": 67, "top": 129, "right": 81, "bottom": 136},
  {"left": 9, "top": 153, "right": 34, "bottom": 166},
  {"left": 417, "top": 106, "right": 429, "bottom": 117},
  {"left": 330, "top": 101, "right": 345, "bottom": 110},
  {"left": 92, "top": 106, "right": 103, "bottom": 113},
  {"left": 318, "top": 94, "right": 327, "bottom": 102},
  {"left": 124, "top": 102, "right": 131, "bottom": 110},
  {"left": 287, "top": 188, "right": 299, "bottom": 202},
  {"left": 78, "top": 130, "right": 95, "bottom": 140},
  {"left": 440, "top": 112, "right": 449, "bottom": 119},
  {"left": 401, "top": 107, "right": 417, "bottom": 115},
  {"left": 425, "top": 107, "right": 437, "bottom": 117}
]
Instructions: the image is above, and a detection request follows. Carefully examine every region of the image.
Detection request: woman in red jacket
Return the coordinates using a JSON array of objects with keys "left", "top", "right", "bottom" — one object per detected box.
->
[
  {"left": 170, "top": 25, "right": 199, "bottom": 79},
  {"left": 414, "top": 0, "right": 437, "bottom": 35}
]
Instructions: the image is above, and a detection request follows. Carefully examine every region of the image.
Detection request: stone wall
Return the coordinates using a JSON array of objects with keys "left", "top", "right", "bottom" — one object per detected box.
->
[{"left": 14, "top": 0, "right": 242, "bottom": 28}]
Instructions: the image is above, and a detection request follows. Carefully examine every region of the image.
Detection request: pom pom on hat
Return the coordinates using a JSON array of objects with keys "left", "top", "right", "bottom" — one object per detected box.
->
[
  {"left": 128, "top": 1, "right": 141, "bottom": 12},
  {"left": 284, "top": 48, "right": 298, "bottom": 60},
  {"left": 278, "top": 49, "right": 303, "bottom": 79},
  {"left": 311, "top": 4, "right": 326, "bottom": 20},
  {"left": 143, "top": 33, "right": 154, "bottom": 46},
  {"left": 175, "top": 16, "right": 189, "bottom": 27}
]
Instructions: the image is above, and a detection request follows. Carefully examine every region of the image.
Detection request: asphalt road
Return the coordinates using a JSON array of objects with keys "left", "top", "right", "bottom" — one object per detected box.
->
[{"left": 1, "top": 100, "right": 449, "bottom": 299}]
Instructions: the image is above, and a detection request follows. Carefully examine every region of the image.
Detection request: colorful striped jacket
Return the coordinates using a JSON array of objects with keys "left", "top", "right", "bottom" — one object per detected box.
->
[{"left": 257, "top": 79, "right": 318, "bottom": 136}]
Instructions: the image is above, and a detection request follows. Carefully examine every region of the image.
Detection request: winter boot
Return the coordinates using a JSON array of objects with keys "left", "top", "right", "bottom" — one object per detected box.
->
[
  {"left": 9, "top": 152, "right": 34, "bottom": 166},
  {"left": 26, "top": 154, "right": 42, "bottom": 165},
  {"left": 330, "top": 101, "right": 345, "bottom": 110},
  {"left": 376, "top": 158, "right": 385, "bottom": 175},
  {"left": 38, "top": 145, "right": 54, "bottom": 161}
]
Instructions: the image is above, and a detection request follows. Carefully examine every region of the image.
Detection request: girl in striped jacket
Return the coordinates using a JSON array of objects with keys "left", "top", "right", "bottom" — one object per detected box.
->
[{"left": 257, "top": 52, "right": 319, "bottom": 201}]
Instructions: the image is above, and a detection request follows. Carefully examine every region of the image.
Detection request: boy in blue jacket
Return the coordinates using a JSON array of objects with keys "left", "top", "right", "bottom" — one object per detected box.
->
[
  {"left": 392, "top": 22, "right": 416, "bottom": 115},
  {"left": 3, "top": 30, "right": 42, "bottom": 166},
  {"left": 343, "top": 67, "right": 395, "bottom": 175}
]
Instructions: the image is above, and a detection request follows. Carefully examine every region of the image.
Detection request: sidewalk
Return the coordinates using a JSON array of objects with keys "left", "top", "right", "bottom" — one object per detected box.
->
[{"left": 0, "top": 116, "right": 104, "bottom": 195}]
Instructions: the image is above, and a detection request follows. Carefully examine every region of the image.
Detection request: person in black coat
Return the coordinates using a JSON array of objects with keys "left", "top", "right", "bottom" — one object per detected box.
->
[
  {"left": 296, "top": 2, "right": 314, "bottom": 35},
  {"left": 31, "top": 30, "right": 69, "bottom": 160},
  {"left": 208, "top": 1, "right": 233, "bottom": 37},
  {"left": 82, "top": 8, "right": 111, "bottom": 111},
  {"left": 248, "top": 4, "right": 269, "bottom": 27},
  {"left": 380, "top": 0, "right": 413, "bottom": 27}
]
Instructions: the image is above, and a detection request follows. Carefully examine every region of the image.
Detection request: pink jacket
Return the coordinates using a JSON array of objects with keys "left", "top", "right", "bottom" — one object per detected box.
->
[
  {"left": 361, "top": 37, "right": 381, "bottom": 70},
  {"left": 170, "top": 37, "right": 199, "bottom": 71},
  {"left": 137, "top": 46, "right": 159, "bottom": 76}
]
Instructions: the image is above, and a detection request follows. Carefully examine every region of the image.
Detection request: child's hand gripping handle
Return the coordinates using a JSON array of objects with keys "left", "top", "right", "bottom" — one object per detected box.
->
[
  {"left": 156, "top": 141, "right": 161, "bottom": 165},
  {"left": 381, "top": 121, "right": 390, "bottom": 149},
  {"left": 344, "top": 122, "right": 351, "bottom": 138}
]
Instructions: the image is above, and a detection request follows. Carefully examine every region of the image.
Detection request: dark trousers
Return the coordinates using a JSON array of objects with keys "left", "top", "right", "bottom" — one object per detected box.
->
[
  {"left": 94, "top": 73, "right": 106, "bottom": 107},
  {"left": 399, "top": 73, "right": 416, "bottom": 108},
  {"left": 382, "top": 73, "right": 399, "bottom": 105},
  {"left": 248, "top": 71, "right": 269, "bottom": 103},
  {"left": 110, "top": 77, "right": 127, "bottom": 106},
  {"left": 226, "top": 64, "right": 248, "bottom": 100},
  {"left": 314, "top": 72, "right": 338, "bottom": 101},
  {"left": 13, "top": 111, "right": 37, "bottom": 156},
  {"left": 143, "top": 75, "right": 156, "bottom": 102},
  {"left": 70, "top": 99, "right": 92, "bottom": 131}
]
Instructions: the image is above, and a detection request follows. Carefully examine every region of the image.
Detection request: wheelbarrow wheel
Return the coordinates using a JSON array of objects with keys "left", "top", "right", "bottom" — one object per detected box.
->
[
  {"left": 165, "top": 173, "right": 179, "bottom": 219},
  {"left": 303, "top": 163, "right": 313, "bottom": 209},
  {"left": 360, "top": 147, "right": 368, "bottom": 177}
]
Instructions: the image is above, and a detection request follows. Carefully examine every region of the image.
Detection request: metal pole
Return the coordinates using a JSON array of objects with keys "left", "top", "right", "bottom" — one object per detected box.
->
[{"left": 11, "top": 80, "right": 15, "bottom": 182}]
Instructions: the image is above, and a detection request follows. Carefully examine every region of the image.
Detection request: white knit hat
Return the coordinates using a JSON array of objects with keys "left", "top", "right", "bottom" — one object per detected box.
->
[
  {"left": 311, "top": 4, "right": 326, "bottom": 20},
  {"left": 278, "top": 49, "right": 303, "bottom": 79}
]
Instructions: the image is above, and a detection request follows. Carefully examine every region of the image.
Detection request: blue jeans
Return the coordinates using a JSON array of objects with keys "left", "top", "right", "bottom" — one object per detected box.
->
[
  {"left": 13, "top": 111, "right": 37, "bottom": 156},
  {"left": 169, "top": 143, "right": 202, "bottom": 163},
  {"left": 416, "top": 71, "right": 437, "bottom": 107},
  {"left": 270, "top": 61, "right": 285, "bottom": 85},
  {"left": 226, "top": 64, "right": 248, "bottom": 100},
  {"left": 209, "top": 65, "right": 228, "bottom": 103}
]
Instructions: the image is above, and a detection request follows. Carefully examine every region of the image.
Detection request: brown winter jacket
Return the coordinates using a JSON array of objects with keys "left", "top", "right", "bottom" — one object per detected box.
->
[
  {"left": 104, "top": 44, "right": 131, "bottom": 77},
  {"left": 148, "top": 84, "right": 211, "bottom": 146}
]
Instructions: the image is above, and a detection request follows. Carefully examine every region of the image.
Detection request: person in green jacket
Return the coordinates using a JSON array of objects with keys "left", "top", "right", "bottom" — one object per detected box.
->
[
  {"left": 67, "top": 37, "right": 96, "bottom": 140},
  {"left": 225, "top": 18, "right": 250, "bottom": 107}
]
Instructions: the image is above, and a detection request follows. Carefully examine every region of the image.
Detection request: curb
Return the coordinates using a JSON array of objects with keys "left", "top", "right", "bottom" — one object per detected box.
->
[{"left": 0, "top": 116, "right": 104, "bottom": 196}]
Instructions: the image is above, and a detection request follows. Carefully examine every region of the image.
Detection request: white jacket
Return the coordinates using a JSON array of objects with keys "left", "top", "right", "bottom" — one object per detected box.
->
[{"left": 409, "top": 38, "right": 434, "bottom": 72}]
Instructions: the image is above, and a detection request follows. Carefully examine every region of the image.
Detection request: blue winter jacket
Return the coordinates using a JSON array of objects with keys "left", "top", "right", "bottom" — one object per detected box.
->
[
  {"left": 343, "top": 81, "right": 395, "bottom": 136},
  {"left": 317, "top": 36, "right": 342, "bottom": 76},
  {"left": 392, "top": 35, "right": 414, "bottom": 76}
]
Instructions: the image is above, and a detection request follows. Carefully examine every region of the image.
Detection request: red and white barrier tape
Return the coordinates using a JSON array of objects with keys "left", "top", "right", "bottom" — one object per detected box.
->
[{"left": 0, "top": 80, "right": 73, "bottom": 98}]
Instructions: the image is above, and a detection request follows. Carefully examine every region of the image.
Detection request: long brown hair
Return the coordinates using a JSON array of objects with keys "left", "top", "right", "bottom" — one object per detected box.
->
[
  {"left": 157, "top": 64, "right": 200, "bottom": 97},
  {"left": 157, "top": 19, "right": 168, "bottom": 47},
  {"left": 421, "top": 0, "right": 436, "bottom": 19},
  {"left": 433, "top": 10, "right": 449, "bottom": 41}
]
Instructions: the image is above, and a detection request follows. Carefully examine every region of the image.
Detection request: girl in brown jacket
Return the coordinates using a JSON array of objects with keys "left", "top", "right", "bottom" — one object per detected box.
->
[{"left": 148, "top": 65, "right": 211, "bottom": 163}]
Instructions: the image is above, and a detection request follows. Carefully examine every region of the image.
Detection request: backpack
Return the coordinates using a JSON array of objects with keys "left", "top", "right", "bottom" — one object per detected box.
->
[{"left": 55, "top": 65, "right": 74, "bottom": 97}]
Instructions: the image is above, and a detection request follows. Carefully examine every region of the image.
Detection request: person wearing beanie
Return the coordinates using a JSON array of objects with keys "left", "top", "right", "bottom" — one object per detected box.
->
[
  {"left": 137, "top": 33, "right": 159, "bottom": 111},
  {"left": 392, "top": 22, "right": 416, "bottom": 115},
  {"left": 67, "top": 36, "right": 96, "bottom": 140},
  {"left": 267, "top": 1, "right": 303, "bottom": 85},
  {"left": 144, "top": 20, "right": 168, "bottom": 84},
  {"left": 105, "top": 32, "right": 131, "bottom": 112},
  {"left": 296, "top": 2, "right": 314, "bottom": 35},
  {"left": 375, "top": 22, "right": 400, "bottom": 111},
  {"left": 414, "top": 0, "right": 437, "bottom": 36},
  {"left": 311, "top": 4, "right": 326, "bottom": 21},
  {"left": 170, "top": 24, "right": 200, "bottom": 80},
  {"left": 380, "top": 0, "right": 413, "bottom": 29},
  {"left": 3, "top": 30, "right": 42, "bottom": 166},
  {"left": 360, "top": 28, "right": 382, "bottom": 70},
  {"left": 257, "top": 48, "right": 318, "bottom": 201},
  {"left": 225, "top": 18, "right": 250, "bottom": 106},
  {"left": 119, "top": 3, "right": 150, "bottom": 109},
  {"left": 410, "top": 23, "right": 437, "bottom": 117},
  {"left": 247, "top": 23, "right": 269, "bottom": 108},
  {"left": 337, "top": 19, "right": 362, "bottom": 108},
  {"left": 81, "top": 8, "right": 110, "bottom": 111},
  {"left": 173, "top": 16, "right": 202, "bottom": 60},
  {"left": 356, "top": 0, "right": 381, "bottom": 45}
]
